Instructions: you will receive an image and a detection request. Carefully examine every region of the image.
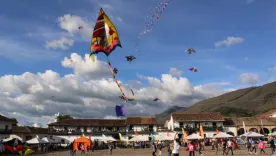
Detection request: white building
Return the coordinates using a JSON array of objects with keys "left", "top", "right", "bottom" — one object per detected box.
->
[
  {"left": 126, "top": 116, "right": 157, "bottom": 135},
  {"left": 168, "top": 112, "right": 225, "bottom": 138},
  {"left": 0, "top": 115, "right": 17, "bottom": 139}
]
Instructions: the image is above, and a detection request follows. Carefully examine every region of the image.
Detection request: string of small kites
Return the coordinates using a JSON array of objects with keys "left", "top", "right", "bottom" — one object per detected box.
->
[{"left": 68, "top": 0, "right": 198, "bottom": 117}]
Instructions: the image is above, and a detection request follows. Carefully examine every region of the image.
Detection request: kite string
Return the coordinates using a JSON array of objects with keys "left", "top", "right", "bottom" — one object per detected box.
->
[{"left": 107, "top": 57, "right": 127, "bottom": 102}]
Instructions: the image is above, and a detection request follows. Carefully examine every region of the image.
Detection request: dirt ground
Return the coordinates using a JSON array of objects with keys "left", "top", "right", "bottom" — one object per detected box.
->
[{"left": 19, "top": 146, "right": 274, "bottom": 156}]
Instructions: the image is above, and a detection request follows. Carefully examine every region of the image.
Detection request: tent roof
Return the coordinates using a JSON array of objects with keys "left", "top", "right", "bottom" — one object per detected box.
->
[
  {"left": 74, "top": 136, "right": 90, "bottom": 143},
  {"left": 129, "top": 136, "right": 149, "bottom": 142},
  {"left": 26, "top": 138, "right": 47, "bottom": 144},
  {"left": 213, "top": 132, "right": 234, "bottom": 138},
  {"left": 187, "top": 133, "right": 203, "bottom": 140},
  {"left": 241, "top": 131, "right": 264, "bottom": 137}
]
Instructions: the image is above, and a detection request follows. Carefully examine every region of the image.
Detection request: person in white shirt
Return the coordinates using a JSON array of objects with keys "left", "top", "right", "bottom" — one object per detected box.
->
[
  {"left": 172, "top": 132, "right": 180, "bottom": 156},
  {"left": 226, "top": 139, "right": 234, "bottom": 155}
]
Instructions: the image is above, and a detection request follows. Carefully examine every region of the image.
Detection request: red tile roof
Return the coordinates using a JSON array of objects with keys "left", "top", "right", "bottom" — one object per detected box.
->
[
  {"left": 48, "top": 119, "right": 126, "bottom": 127},
  {"left": 258, "top": 109, "right": 276, "bottom": 118},
  {"left": 0, "top": 115, "right": 18, "bottom": 123},
  {"left": 172, "top": 112, "right": 224, "bottom": 121},
  {"left": 126, "top": 116, "right": 156, "bottom": 125}
]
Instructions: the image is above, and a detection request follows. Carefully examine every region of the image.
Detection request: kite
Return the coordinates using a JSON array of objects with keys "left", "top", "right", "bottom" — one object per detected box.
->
[
  {"left": 134, "top": 0, "right": 172, "bottom": 56},
  {"left": 153, "top": 98, "right": 160, "bottom": 101},
  {"left": 89, "top": 8, "right": 132, "bottom": 102},
  {"left": 186, "top": 48, "right": 196, "bottom": 54},
  {"left": 125, "top": 56, "right": 136, "bottom": 63},
  {"left": 189, "top": 67, "right": 197, "bottom": 72},
  {"left": 113, "top": 68, "right": 118, "bottom": 74},
  {"left": 78, "top": 26, "right": 83, "bottom": 30},
  {"left": 115, "top": 105, "right": 126, "bottom": 116},
  {"left": 119, "top": 89, "right": 135, "bottom": 101}
]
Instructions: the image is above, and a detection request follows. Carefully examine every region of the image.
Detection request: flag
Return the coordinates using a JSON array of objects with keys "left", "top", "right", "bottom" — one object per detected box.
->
[
  {"left": 82, "top": 133, "right": 85, "bottom": 137},
  {"left": 199, "top": 124, "right": 204, "bottom": 137},
  {"left": 166, "top": 131, "right": 170, "bottom": 137},
  {"left": 182, "top": 128, "right": 187, "bottom": 143},
  {"left": 216, "top": 129, "right": 220, "bottom": 134},
  {"left": 243, "top": 121, "right": 246, "bottom": 134},
  {"left": 24, "top": 148, "right": 34, "bottom": 156},
  {"left": 135, "top": 131, "right": 138, "bottom": 136},
  {"left": 119, "top": 133, "right": 122, "bottom": 141}
]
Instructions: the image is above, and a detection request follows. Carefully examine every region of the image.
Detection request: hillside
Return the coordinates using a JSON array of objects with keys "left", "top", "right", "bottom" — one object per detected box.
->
[
  {"left": 181, "top": 81, "right": 276, "bottom": 117},
  {"left": 155, "top": 106, "right": 187, "bottom": 125}
]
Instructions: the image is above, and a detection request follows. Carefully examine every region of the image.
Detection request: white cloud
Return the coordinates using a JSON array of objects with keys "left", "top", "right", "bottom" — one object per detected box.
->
[
  {"left": 45, "top": 37, "right": 74, "bottom": 50},
  {"left": 169, "top": 68, "right": 183, "bottom": 77},
  {"left": 244, "top": 57, "right": 249, "bottom": 61},
  {"left": 0, "top": 53, "right": 231, "bottom": 127},
  {"left": 268, "top": 66, "right": 276, "bottom": 72},
  {"left": 238, "top": 73, "right": 260, "bottom": 84},
  {"left": 58, "top": 14, "right": 94, "bottom": 40},
  {"left": 215, "top": 36, "right": 245, "bottom": 48},
  {"left": 33, "top": 123, "right": 40, "bottom": 127}
]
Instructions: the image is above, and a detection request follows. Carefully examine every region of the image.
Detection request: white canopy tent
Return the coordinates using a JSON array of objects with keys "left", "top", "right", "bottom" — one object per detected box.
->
[
  {"left": 213, "top": 132, "right": 234, "bottom": 138},
  {"left": 187, "top": 133, "right": 203, "bottom": 140},
  {"left": 26, "top": 138, "right": 48, "bottom": 144},
  {"left": 154, "top": 135, "right": 174, "bottom": 141},
  {"left": 129, "top": 136, "right": 149, "bottom": 142},
  {"left": 41, "top": 137, "right": 61, "bottom": 143},
  {"left": 240, "top": 131, "right": 264, "bottom": 138},
  {"left": 268, "top": 131, "right": 276, "bottom": 136},
  {"left": 100, "top": 136, "right": 118, "bottom": 142}
]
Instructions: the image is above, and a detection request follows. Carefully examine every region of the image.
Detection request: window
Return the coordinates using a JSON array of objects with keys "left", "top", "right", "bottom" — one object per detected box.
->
[
  {"left": 129, "top": 125, "right": 133, "bottom": 130},
  {"left": 212, "top": 122, "right": 216, "bottom": 128},
  {"left": 179, "top": 122, "right": 184, "bottom": 128},
  {"left": 5, "top": 125, "right": 8, "bottom": 130}
]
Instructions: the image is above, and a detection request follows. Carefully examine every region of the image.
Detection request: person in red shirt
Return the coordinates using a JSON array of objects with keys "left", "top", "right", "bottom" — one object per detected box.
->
[{"left": 188, "top": 142, "right": 195, "bottom": 156}]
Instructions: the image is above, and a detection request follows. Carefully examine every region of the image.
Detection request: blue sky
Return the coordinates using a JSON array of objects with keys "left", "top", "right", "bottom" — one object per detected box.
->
[
  {"left": 0, "top": 0, "right": 276, "bottom": 126},
  {"left": 1, "top": 0, "right": 275, "bottom": 87}
]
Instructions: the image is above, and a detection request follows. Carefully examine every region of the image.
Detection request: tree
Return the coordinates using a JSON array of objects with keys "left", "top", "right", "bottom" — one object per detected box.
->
[{"left": 56, "top": 114, "right": 73, "bottom": 122}]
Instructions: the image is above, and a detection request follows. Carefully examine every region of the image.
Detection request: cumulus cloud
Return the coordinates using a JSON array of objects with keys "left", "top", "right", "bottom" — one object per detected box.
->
[
  {"left": 268, "top": 66, "right": 276, "bottom": 72},
  {"left": 58, "top": 14, "right": 94, "bottom": 40},
  {"left": 45, "top": 37, "right": 74, "bottom": 50},
  {"left": 215, "top": 36, "right": 245, "bottom": 48},
  {"left": 238, "top": 73, "right": 260, "bottom": 84},
  {"left": 169, "top": 68, "right": 183, "bottom": 77},
  {"left": 0, "top": 53, "right": 232, "bottom": 127}
]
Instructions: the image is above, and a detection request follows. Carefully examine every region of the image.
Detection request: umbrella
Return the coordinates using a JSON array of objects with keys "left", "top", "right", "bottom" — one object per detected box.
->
[
  {"left": 213, "top": 132, "right": 234, "bottom": 138},
  {"left": 241, "top": 131, "right": 264, "bottom": 137},
  {"left": 187, "top": 133, "right": 203, "bottom": 140}
]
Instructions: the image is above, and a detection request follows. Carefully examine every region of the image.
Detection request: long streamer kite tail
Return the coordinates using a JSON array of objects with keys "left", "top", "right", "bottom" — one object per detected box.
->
[{"left": 106, "top": 57, "right": 128, "bottom": 102}]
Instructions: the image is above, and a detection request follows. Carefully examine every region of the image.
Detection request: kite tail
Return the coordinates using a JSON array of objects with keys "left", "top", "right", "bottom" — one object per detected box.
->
[
  {"left": 107, "top": 57, "right": 128, "bottom": 102},
  {"left": 130, "top": 89, "right": 135, "bottom": 100}
]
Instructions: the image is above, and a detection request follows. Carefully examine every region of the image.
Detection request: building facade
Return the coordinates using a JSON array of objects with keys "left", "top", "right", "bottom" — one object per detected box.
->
[
  {"left": 0, "top": 115, "right": 17, "bottom": 139},
  {"left": 126, "top": 116, "right": 157, "bottom": 135},
  {"left": 168, "top": 112, "right": 224, "bottom": 138},
  {"left": 223, "top": 117, "right": 276, "bottom": 136}
]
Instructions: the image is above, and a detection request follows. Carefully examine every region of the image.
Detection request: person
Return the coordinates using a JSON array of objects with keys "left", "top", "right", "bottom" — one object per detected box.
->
[
  {"left": 222, "top": 140, "right": 227, "bottom": 155},
  {"left": 80, "top": 143, "right": 85, "bottom": 156},
  {"left": 250, "top": 140, "right": 257, "bottom": 154},
  {"left": 198, "top": 140, "right": 203, "bottom": 156},
  {"left": 188, "top": 142, "right": 195, "bottom": 156},
  {"left": 247, "top": 139, "right": 251, "bottom": 152},
  {"left": 226, "top": 139, "right": 234, "bottom": 155},
  {"left": 108, "top": 144, "right": 112, "bottom": 155},
  {"left": 215, "top": 139, "right": 219, "bottom": 154},
  {"left": 269, "top": 138, "right": 275, "bottom": 155},
  {"left": 172, "top": 133, "right": 180, "bottom": 156},
  {"left": 158, "top": 142, "right": 163, "bottom": 155},
  {"left": 152, "top": 142, "right": 157, "bottom": 156},
  {"left": 258, "top": 140, "right": 265, "bottom": 154},
  {"left": 167, "top": 145, "right": 172, "bottom": 156}
]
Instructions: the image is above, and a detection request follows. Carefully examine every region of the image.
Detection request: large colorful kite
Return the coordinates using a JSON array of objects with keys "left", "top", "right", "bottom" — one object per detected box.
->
[{"left": 89, "top": 8, "right": 134, "bottom": 102}]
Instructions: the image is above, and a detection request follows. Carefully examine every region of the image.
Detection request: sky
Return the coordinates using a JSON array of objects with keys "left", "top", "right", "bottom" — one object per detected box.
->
[{"left": 0, "top": 0, "right": 276, "bottom": 127}]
